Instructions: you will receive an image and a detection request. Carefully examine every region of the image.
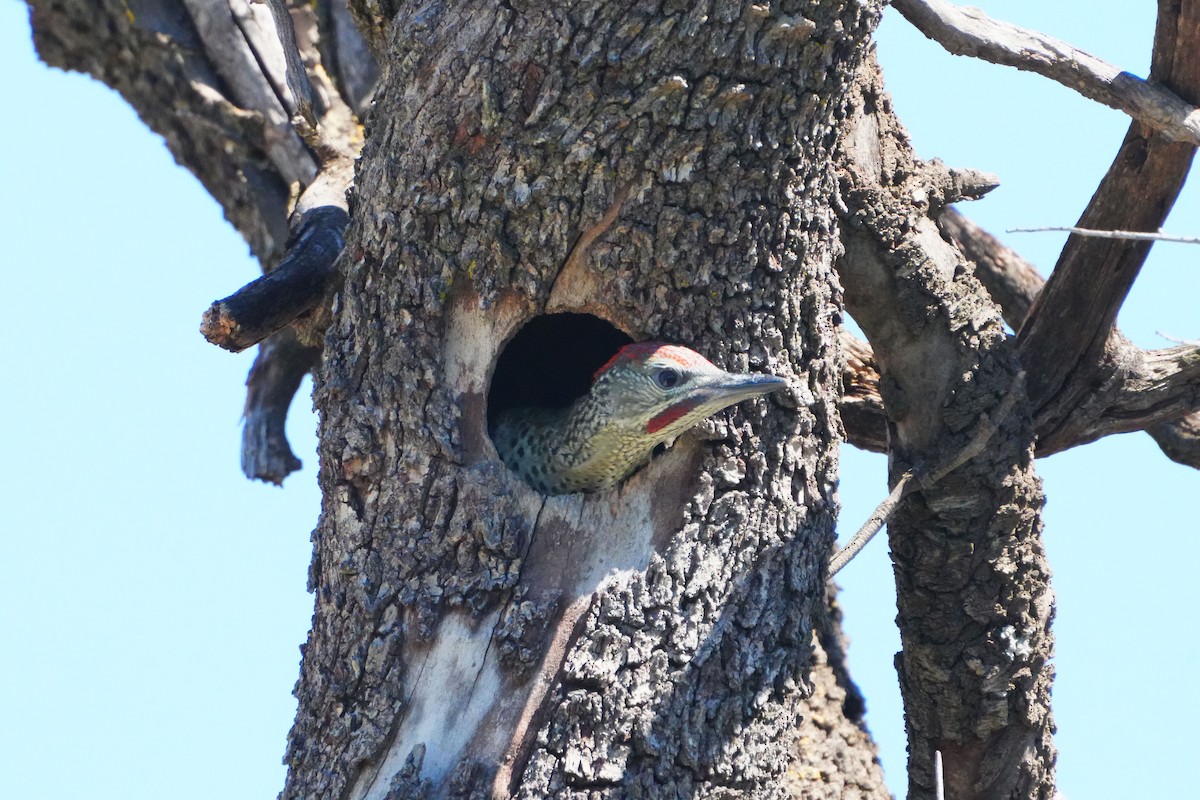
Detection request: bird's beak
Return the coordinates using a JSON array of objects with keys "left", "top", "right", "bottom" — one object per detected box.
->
[{"left": 703, "top": 372, "right": 788, "bottom": 406}]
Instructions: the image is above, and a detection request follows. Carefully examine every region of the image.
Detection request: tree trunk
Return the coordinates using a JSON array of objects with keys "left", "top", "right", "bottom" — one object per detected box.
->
[
  {"left": 292, "top": 2, "right": 888, "bottom": 796},
  {"left": 835, "top": 59, "right": 1053, "bottom": 800},
  {"left": 30, "top": 0, "right": 1074, "bottom": 797}
]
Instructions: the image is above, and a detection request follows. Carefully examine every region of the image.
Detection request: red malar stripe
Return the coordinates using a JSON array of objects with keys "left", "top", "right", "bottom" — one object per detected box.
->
[{"left": 646, "top": 399, "right": 698, "bottom": 434}]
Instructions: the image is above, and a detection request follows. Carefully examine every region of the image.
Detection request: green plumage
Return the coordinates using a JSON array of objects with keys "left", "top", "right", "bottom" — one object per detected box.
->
[{"left": 491, "top": 343, "right": 786, "bottom": 495}]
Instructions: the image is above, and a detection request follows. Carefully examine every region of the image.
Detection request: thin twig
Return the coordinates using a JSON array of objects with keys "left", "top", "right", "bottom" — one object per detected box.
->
[
  {"left": 827, "top": 372, "right": 1027, "bottom": 579},
  {"left": 1008, "top": 226, "right": 1200, "bottom": 245},
  {"left": 1157, "top": 331, "right": 1200, "bottom": 346},
  {"left": 827, "top": 472, "right": 916, "bottom": 578}
]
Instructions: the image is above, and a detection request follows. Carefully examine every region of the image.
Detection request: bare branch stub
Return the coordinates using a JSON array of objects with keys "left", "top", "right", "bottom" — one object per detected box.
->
[
  {"left": 194, "top": 3, "right": 363, "bottom": 353},
  {"left": 201, "top": 205, "right": 350, "bottom": 353},
  {"left": 1148, "top": 413, "right": 1200, "bottom": 469}
]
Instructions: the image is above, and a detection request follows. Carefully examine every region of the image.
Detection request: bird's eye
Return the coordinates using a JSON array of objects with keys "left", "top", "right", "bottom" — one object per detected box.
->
[{"left": 655, "top": 368, "right": 680, "bottom": 389}]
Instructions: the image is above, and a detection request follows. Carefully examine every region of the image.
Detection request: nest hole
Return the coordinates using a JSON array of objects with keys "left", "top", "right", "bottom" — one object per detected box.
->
[{"left": 487, "top": 313, "right": 633, "bottom": 433}]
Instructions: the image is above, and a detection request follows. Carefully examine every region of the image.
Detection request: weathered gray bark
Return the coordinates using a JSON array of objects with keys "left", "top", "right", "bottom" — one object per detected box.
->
[
  {"left": 841, "top": 204, "right": 1200, "bottom": 468},
  {"left": 292, "top": 2, "right": 890, "bottom": 797},
  {"left": 825, "top": 4, "right": 1200, "bottom": 797},
  {"left": 25, "top": 0, "right": 901, "bottom": 795},
  {"left": 942, "top": 208, "right": 1200, "bottom": 469}
]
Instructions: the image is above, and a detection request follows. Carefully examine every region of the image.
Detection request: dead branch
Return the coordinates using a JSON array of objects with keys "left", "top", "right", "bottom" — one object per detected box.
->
[
  {"left": 1017, "top": 0, "right": 1200, "bottom": 451},
  {"left": 941, "top": 208, "right": 1200, "bottom": 466},
  {"left": 828, "top": 471, "right": 912, "bottom": 578},
  {"left": 201, "top": 205, "right": 349, "bottom": 352},
  {"left": 893, "top": 0, "right": 1200, "bottom": 146},
  {"left": 260, "top": 0, "right": 317, "bottom": 129},
  {"left": 182, "top": 0, "right": 317, "bottom": 186}
]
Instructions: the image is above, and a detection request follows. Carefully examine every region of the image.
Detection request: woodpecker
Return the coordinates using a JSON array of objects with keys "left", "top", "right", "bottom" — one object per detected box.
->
[{"left": 491, "top": 342, "right": 786, "bottom": 495}]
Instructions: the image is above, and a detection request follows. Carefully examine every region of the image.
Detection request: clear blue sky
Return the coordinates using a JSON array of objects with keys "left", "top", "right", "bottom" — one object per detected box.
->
[{"left": 1, "top": 3, "right": 1196, "bottom": 798}]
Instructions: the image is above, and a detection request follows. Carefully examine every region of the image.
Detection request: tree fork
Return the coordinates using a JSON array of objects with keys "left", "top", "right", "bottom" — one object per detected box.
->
[
  {"left": 942, "top": 208, "right": 1200, "bottom": 468},
  {"left": 844, "top": 208, "right": 1200, "bottom": 468}
]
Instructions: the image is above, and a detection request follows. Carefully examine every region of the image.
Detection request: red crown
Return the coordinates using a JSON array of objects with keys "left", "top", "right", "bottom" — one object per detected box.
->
[{"left": 593, "top": 342, "right": 711, "bottom": 380}]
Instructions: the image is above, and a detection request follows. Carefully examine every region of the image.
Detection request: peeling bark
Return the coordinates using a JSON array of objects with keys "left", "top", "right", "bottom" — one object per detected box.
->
[{"left": 839, "top": 330, "right": 888, "bottom": 454}]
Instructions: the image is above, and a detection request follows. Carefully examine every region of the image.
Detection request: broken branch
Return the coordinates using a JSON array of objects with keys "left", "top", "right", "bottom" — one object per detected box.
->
[
  {"left": 1016, "top": 0, "right": 1199, "bottom": 446},
  {"left": 201, "top": 205, "right": 349, "bottom": 352}
]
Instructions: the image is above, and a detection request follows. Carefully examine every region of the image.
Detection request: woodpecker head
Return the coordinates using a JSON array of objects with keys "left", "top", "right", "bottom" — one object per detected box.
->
[
  {"left": 588, "top": 342, "right": 787, "bottom": 445},
  {"left": 491, "top": 341, "right": 787, "bottom": 495}
]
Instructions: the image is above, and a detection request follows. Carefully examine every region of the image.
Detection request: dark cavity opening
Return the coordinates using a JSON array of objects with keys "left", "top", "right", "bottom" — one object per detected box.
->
[{"left": 487, "top": 313, "right": 633, "bottom": 433}]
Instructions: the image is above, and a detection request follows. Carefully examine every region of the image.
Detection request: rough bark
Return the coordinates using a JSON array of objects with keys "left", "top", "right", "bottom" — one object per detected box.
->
[
  {"left": 836, "top": 58, "right": 1054, "bottom": 800},
  {"left": 52, "top": 0, "right": 1200, "bottom": 798},
  {"left": 282, "top": 1, "right": 892, "bottom": 798},
  {"left": 28, "top": 3, "right": 894, "bottom": 791},
  {"left": 827, "top": 8, "right": 1200, "bottom": 796}
]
